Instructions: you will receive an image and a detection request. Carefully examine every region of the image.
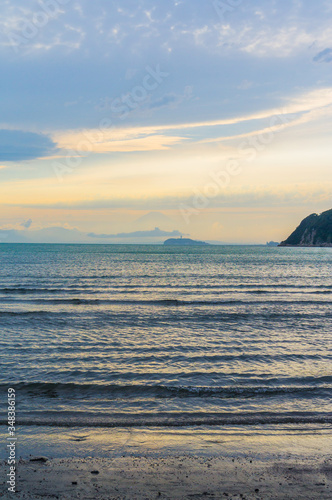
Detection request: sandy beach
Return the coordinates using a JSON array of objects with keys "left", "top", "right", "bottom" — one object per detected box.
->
[
  {"left": 1, "top": 424, "right": 332, "bottom": 498},
  {"left": 1, "top": 453, "right": 331, "bottom": 499}
]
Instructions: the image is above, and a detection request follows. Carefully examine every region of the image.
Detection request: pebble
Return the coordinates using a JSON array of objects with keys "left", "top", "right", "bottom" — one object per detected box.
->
[{"left": 30, "top": 456, "right": 49, "bottom": 463}]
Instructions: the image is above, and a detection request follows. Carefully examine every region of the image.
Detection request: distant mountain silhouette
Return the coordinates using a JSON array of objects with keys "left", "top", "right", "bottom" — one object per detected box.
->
[
  {"left": 164, "top": 238, "right": 209, "bottom": 246},
  {"left": 0, "top": 226, "right": 183, "bottom": 244},
  {"left": 88, "top": 227, "right": 181, "bottom": 239},
  {"left": 279, "top": 209, "right": 332, "bottom": 246}
]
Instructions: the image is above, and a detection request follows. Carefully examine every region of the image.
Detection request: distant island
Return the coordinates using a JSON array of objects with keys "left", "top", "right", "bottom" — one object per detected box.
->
[
  {"left": 279, "top": 208, "right": 332, "bottom": 247},
  {"left": 266, "top": 241, "right": 279, "bottom": 247},
  {"left": 164, "top": 237, "right": 209, "bottom": 246}
]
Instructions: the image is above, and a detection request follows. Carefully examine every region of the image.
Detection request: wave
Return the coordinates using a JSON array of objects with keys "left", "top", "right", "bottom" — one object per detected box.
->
[
  {"left": 1, "top": 310, "right": 331, "bottom": 323},
  {"left": 1, "top": 284, "right": 332, "bottom": 294},
  {"left": 0, "top": 287, "right": 95, "bottom": 295},
  {"left": 0, "top": 410, "right": 331, "bottom": 427},
  {"left": 2, "top": 382, "right": 331, "bottom": 399},
  {"left": 2, "top": 297, "right": 332, "bottom": 306},
  {"left": 0, "top": 310, "right": 52, "bottom": 317}
]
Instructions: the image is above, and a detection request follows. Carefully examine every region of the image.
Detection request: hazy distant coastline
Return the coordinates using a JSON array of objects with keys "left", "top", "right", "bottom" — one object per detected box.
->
[{"left": 164, "top": 237, "right": 209, "bottom": 246}]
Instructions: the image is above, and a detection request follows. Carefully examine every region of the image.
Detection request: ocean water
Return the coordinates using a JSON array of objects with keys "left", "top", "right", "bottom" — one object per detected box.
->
[{"left": 0, "top": 244, "right": 331, "bottom": 429}]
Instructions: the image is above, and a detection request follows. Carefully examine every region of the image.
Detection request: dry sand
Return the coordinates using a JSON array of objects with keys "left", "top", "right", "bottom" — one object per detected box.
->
[{"left": 1, "top": 454, "right": 331, "bottom": 499}]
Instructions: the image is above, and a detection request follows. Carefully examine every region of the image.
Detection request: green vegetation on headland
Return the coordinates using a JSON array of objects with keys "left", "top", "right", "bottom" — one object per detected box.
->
[{"left": 279, "top": 208, "right": 332, "bottom": 247}]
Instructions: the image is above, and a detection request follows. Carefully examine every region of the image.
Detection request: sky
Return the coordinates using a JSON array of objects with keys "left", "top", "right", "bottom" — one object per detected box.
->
[{"left": 0, "top": 0, "right": 332, "bottom": 243}]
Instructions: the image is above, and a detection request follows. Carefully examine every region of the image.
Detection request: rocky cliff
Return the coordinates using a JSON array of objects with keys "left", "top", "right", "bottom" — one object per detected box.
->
[{"left": 279, "top": 209, "right": 332, "bottom": 246}]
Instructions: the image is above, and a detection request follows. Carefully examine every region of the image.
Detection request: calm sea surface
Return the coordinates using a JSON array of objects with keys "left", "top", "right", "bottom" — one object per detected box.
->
[{"left": 0, "top": 244, "right": 331, "bottom": 428}]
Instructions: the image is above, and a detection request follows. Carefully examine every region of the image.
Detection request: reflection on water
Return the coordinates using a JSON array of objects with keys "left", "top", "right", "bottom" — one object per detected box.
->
[{"left": 0, "top": 244, "right": 331, "bottom": 427}]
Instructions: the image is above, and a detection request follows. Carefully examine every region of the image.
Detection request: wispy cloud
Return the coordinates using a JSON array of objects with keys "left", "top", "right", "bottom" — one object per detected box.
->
[
  {"left": 11, "top": 184, "right": 332, "bottom": 211},
  {"left": 51, "top": 87, "right": 332, "bottom": 153},
  {"left": 54, "top": 131, "right": 185, "bottom": 153}
]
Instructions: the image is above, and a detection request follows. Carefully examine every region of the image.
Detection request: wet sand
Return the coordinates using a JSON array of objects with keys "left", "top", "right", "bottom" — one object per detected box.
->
[
  {"left": 1, "top": 453, "right": 332, "bottom": 499},
  {"left": 1, "top": 425, "right": 331, "bottom": 498}
]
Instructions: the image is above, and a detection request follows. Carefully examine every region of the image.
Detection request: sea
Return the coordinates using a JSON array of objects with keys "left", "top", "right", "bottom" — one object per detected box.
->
[{"left": 0, "top": 244, "right": 331, "bottom": 449}]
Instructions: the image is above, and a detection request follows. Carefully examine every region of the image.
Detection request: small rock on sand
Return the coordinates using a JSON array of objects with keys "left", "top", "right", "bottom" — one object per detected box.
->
[{"left": 29, "top": 457, "right": 49, "bottom": 463}]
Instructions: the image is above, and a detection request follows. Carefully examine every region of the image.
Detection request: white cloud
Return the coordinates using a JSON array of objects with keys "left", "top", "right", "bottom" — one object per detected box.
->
[
  {"left": 1, "top": 0, "right": 330, "bottom": 60},
  {"left": 239, "top": 26, "right": 314, "bottom": 57},
  {"left": 51, "top": 87, "right": 332, "bottom": 153},
  {"left": 54, "top": 130, "right": 186, "bottom": 153}
]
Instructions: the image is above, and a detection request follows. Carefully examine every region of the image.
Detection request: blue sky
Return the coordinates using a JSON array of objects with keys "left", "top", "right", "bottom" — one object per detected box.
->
[{"left": 0, "top": 0, "right": 332, "bottom": 242}]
